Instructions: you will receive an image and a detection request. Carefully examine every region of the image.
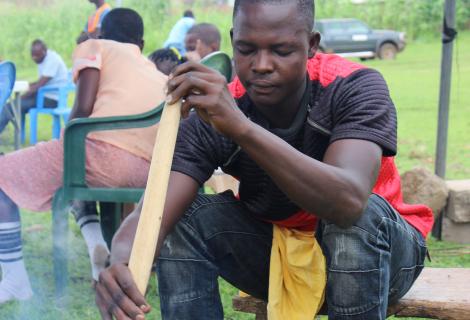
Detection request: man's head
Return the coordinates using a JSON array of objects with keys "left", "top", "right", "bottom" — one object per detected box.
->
[
  {"left": 101, "top": 8, "right": 144, "bottom": 50},
  {"left": 231, "top": 0, "right": 320, "bottom": 109},
  {"left": 183, "top": 10, "right": 194, "bottom": 18},
  {"left": 88, "top": 0, "right": 104, "bottom": 7},
  {"left": 184, "top": 23, "right": 221, "bottom": 60},
  {"left": 31, "top": 39, "right": 47, "bottom": 64},
  {"left": 148, "top": 48, "right": 181, "bottom": 75}
]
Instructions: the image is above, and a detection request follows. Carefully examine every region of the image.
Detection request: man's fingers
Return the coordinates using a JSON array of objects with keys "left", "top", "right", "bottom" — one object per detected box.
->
[
  {"left": 117, "top": 267, "right": 150, "bottom": 314},
  {"left": 167, "top": 73, "right": 215, "bottom": 105},
  {"left": 170, "top": 60, "right": 214, "bottom": 79},
  {"left": 100, "top": 268, "right": 147, "bottom": 319},
  {"left": 96, "top": 283, "right": 115, "bottom": 320}
]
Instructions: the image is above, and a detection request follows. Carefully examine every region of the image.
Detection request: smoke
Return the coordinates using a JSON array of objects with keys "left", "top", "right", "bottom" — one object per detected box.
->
[{"left": 1, "top": 210, "right": 99, "bottom": 319}]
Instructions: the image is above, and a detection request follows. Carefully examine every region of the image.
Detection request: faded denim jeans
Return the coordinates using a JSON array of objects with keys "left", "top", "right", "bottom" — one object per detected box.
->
[{"left": 156, "top": 192, "right": 427, "bottom": 320}]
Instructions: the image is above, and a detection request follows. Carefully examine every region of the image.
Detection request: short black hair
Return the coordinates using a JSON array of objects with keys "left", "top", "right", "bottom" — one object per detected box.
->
[
  {"left": 233, "top": 0, "right": 315, "bottom": 32},
  {"left": 31, "top": 39, "right": 46, "bottom": 50},
  {"left": 101, "top": 8, "right": 144, "bottom": 46},
  {"left": 183, "top": 10, "right": 194, "bottom": 18},
  {"left": 148, "top": 48, "right": 180, "bottom": 64},
  {"left": 187, "top": 23, "right": 221, "bottom": 47}
]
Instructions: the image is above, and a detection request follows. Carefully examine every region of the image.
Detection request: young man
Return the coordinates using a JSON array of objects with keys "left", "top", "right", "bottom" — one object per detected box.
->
[
  {"left": 0, "top": 40, "right": 68, "bottom": 135},
  {"left": 163, "top": 10, "right": 196, "bottom": 56},
  {"left": 95, "top": 1, "right": 433, "bottom": 319},
  {"left": 184, "top": 23, "right": 222, "bottom": 61},
  {"left": 76, "top": 0, "right": 112, "bottom": 44},
  {"left": 0, "top": 8, "right": 166, "bottom": 304}
]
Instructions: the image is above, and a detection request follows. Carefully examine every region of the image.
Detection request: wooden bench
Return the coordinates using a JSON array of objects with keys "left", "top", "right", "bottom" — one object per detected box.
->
[{"left": 233, "top": 268, "right": 470, "bottom": 319}]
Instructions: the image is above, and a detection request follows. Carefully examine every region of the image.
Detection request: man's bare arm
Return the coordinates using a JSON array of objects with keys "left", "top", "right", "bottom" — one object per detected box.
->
[
  {"left": 96, "top": 172, "right": 199, "bottom": 319},
  {"left": 23, "top": 76, "right": 51, "bottom": 98}
]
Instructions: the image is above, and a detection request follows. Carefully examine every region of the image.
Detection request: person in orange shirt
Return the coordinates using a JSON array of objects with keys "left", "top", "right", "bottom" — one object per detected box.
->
[
  {"left": 0, "top": 8, "right": 166, "bottom": 304},
  {"left": 76, "top": 0, "right": 112, "bottom": 44}
]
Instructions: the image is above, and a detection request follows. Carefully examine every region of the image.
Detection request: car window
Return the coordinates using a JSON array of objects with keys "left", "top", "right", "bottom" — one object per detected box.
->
[
  {"left": 323, "top": 22, "right": 345, "bottom": 35},
  {"left": 315, "top": 22, "right": 324, "bottom": 34},
  {"left": 343, "top": 21, "right": 370, "bottom": 34}
]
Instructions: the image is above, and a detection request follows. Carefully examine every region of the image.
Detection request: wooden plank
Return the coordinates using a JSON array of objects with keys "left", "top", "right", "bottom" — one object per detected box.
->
[
  {"left": 233, "top": 295, "right": 267, "bottom": 316},
  {"left": 390, "top": 268, "right": 470, "bottom": 319},
  {"left": 232, "top": 268, "right": 470, "bottom": 320}
]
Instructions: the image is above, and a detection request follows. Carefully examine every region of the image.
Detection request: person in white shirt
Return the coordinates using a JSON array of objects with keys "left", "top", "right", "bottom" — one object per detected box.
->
[{"left": 0, "top": 39, "right": 68, "bottom": 134}]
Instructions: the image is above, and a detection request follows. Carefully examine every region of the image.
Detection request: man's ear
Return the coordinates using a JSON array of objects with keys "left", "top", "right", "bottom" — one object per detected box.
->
[{"left": 308, "top": 31, "right": 321, "bottom": 58}]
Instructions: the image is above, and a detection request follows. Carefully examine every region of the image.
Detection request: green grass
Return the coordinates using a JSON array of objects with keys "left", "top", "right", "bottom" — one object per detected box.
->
[
  {"left": 0, "top": 212, "right": 469, "bottom": 320},
  {"left": 361, "top": 32, "right": 470, "bottom": 179}
]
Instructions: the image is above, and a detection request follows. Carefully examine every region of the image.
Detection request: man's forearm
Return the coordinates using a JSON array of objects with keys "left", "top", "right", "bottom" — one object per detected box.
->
[
  {"left": 232, "top": 122, "right": 381, "bottom": 227},
  {"left": 110, "top": 210, "right": 140, "bottom": 265}
]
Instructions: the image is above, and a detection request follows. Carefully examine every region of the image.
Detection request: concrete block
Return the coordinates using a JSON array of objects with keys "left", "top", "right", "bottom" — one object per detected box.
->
[
  {"left": 446, "top": 180, "right": 470, "bottom": 223},
  {"left": 442, "top": 217, "right": 470, "bottom": 244}
]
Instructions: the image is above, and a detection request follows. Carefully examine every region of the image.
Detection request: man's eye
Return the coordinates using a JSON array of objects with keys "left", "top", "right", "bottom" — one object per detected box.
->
[
  {"left": 275, "top": 50, "right": 292, "bottom": 57},
  {"left": 237, "top": 47, "right": 254, "bottom": 55}
]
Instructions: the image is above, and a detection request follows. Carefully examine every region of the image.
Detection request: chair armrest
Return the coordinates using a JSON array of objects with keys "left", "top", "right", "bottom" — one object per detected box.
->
[{"left": 63, "top": 102, "right": 164, "bottom": 188}]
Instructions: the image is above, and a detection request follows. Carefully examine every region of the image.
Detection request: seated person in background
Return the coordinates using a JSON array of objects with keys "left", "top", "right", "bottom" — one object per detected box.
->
[
  {"left": 76, "top": 0, "right": 112, "bottom": 44},
  {"left": 0, "top": 7, "right": 166, "bottom": 304},
  {"left": 184, "top": 22, "right": 221, "bottom": 61},
  {"left": 163, "top": 10, "right": 196, "bottom": 56},
  {"left": 148, "top": 47, "right": 183, "bottom": 75},
  {"left": 0, "top": 39, "right": 68, "bottom": 135},
  {"left": 95, "top": 1, "right": 433, "bottom": 319}
]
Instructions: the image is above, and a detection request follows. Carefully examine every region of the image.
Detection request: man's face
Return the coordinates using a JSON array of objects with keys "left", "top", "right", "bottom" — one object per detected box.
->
[
  {"left": 31, "top": 45, "right": 46, "bottom": 64},
  {"left": 185, "top": 33, "right": 213, "bottom": 60},
  {"left": 232, "top": 2, "right": 317, "bottom": 109}
]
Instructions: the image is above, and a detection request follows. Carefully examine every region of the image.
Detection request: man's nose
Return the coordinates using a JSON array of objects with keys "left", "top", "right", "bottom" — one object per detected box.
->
[{"left": 252, "top": 51, "right": 274, "bottom": 74}]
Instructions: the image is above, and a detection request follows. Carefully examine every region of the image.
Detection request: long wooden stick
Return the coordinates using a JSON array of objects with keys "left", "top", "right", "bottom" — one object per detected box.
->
[{"left": 128, "top": 100, "right": 181, "bottom": 295}]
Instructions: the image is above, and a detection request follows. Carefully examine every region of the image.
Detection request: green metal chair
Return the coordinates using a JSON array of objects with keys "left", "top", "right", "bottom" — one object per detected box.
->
[{"left": 52, "top": 51, "right": 232, "bottom": 296}]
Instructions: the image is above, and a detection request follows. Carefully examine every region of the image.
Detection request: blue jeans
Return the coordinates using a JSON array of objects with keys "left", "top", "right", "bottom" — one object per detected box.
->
[{"left": 156, "top": 192, "right": 427, "bottom": 320}]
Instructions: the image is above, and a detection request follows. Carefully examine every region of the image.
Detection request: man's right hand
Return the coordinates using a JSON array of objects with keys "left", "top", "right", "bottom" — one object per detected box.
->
[{"left": 95, "top": 263, "right": 151, "bottom": 320}]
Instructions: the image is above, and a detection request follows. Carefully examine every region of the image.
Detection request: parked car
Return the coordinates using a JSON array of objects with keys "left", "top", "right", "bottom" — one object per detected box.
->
[{"left": 315, "top": 18, "right": 406, "bottom": 60}]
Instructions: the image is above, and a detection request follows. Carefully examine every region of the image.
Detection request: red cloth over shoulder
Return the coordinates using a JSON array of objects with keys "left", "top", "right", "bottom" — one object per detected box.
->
[{"left": 227, "top": 53, "right": 434, "bottom": 238}]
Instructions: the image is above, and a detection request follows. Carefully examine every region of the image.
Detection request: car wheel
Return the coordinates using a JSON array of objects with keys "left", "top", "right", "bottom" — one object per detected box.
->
[{"left": 378, "top": 43, "right": 398, "bottom": 60}]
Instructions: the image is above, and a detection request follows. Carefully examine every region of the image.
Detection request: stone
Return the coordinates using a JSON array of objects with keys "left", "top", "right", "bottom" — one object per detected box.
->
[
  {"left": 401, "top": 168, "right": 449, "bottom": 218},
  {"left": 442, "top": 217, "right": 470, "bottom": 244},
  {"left": 446, "top": 180, "right": 470, "bottom": 223}
]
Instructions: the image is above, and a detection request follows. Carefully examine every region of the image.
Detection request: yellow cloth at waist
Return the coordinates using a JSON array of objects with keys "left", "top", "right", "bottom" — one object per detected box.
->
[{"left": 268, "top": 225, "right": 326, "bottom": 320}]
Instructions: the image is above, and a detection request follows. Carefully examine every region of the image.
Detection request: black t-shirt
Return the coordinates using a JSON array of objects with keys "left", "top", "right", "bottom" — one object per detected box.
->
[{"left": 172, "top": 61, "right": 397, "bottom": 221}]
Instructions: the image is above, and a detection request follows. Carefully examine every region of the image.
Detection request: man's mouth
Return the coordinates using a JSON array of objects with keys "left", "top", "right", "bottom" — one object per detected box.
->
[{"left": 250, "top": 81, "right": 277, "bottom": 94}]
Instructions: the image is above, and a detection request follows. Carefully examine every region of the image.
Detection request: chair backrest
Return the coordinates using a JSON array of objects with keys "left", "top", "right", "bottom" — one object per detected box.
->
[{"left": 0, "top": 61, "right": 16, "bottom": 113}]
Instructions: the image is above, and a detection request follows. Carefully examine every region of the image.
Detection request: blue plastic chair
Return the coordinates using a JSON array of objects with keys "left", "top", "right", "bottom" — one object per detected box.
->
[
  {"left": 0, "top": 61, "right": 16, "bottom": 115},
  {"left": 22, "top": 74, "right": 76, "bottom": 145}
]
